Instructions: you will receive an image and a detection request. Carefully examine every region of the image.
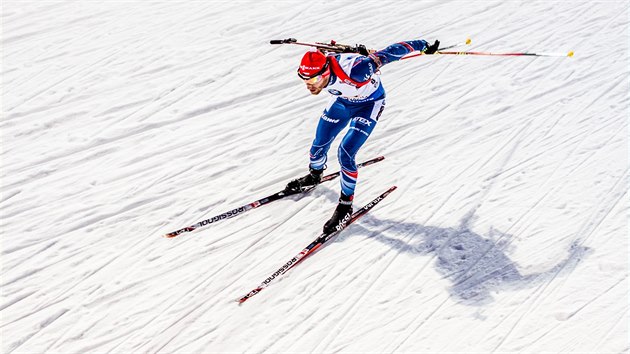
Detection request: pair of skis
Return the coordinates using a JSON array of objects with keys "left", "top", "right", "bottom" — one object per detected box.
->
[{"left": 163, "top": 156, "right": 396, "bottom": 303}]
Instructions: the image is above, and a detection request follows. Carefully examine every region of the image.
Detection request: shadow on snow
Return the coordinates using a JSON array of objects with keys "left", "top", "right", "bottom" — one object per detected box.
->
[{"left": 343, "top": 212, "right": 593, "bottom": 306}]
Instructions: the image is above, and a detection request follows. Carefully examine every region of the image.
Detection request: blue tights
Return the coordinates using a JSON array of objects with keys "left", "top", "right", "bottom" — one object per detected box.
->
[{"left": 309, "top": 98, "right": 384, "bottom": 196}]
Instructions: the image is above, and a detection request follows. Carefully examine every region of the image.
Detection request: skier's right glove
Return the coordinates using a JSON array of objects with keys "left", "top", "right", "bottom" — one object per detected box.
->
[
  {"left": 356, "top": 44, "right": 370, "bottom": 56},
  {"left": 424, "top": 40, "right": 440, "bottom": 54}
]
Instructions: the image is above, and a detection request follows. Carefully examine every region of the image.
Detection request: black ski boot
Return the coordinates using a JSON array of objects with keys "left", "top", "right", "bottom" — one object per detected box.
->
[
  {"left": 285, "top": 167, "right": 324, "bottom": 194},
  {"left": 323, "top": 193, "right": 353, "bottom": 234}
]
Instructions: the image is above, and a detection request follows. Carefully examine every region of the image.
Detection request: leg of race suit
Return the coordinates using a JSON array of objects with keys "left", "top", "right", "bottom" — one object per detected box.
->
[
  {"left": 309, "top": 98, "right": 352, "bottom": 170},
  {"left": 337, "top": 99, "right": 384, "bottom": 196}
]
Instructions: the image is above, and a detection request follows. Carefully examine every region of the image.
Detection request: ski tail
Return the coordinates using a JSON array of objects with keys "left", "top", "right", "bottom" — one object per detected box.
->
[{"left": 237, "top": 185, "right": 397, "bottom": 304}]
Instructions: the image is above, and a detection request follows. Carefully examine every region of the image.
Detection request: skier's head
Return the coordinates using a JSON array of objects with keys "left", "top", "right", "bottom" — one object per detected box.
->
[{"left": 298, "top": 49, "right": 330, "bottom": 95}]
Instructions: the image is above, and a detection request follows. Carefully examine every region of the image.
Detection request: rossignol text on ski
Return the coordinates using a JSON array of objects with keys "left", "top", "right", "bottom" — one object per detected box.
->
[{"left": 163, "top": 156, "right": 384, "bottom": 238}]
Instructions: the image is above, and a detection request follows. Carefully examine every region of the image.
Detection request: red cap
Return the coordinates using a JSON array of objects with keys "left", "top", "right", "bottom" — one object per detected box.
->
[{"left": 298, "top": 50, "right": 329, "bottom": 78}]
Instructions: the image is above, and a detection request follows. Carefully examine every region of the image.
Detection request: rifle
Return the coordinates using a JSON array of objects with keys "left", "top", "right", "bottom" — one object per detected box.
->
[{"left": 270, "top": 38, "right": 373, "bottom": 55}]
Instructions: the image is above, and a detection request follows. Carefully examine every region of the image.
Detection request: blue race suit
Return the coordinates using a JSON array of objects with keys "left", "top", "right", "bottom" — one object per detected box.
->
[{"left": 309, "top": 39, "right": 429, "bottom": 196}]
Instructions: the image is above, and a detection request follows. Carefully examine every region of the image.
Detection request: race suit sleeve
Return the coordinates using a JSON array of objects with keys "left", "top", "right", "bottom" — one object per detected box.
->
[{"left": 348, "top": 40, "right": 429, "bottom": 83}]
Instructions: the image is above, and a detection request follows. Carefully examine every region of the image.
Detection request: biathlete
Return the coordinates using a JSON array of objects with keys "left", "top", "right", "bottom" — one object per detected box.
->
[{"left": 285, "top": 38, "right": 440, "bottom": 233}]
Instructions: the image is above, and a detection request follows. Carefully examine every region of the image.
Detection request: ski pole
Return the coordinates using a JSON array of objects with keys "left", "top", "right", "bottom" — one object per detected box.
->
[
  {"left": 400, "top": 38, "right": 472, "bottom": 60},
  {"left": 435, "top": 50, "right": 574, "bottom": 57}
]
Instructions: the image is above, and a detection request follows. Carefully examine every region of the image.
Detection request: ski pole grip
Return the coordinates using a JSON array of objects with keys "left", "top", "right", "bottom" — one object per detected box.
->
[{"left": 270, "top": 38, "right": 297, "bottom": 45}]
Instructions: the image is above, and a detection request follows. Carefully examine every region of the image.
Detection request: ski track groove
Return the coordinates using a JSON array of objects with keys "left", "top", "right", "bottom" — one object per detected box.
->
[
  {"left": 146, "top": 197, "right": 323, "bottom": 352},
  {"left": 250, "top": 212, "right": 399, "bottom": 353},
  {"left": 557, "top": 132, "right": 625, "bottom": 199},
  {"left": 472, "top": 122, "right": 529, "bottom": 177},
  {"left": 0, "top": 295, "right": 68, "bottom": 331},
  {"left": 490, "top": 279, "right": 553, "bottom": 353},
  {"left": 455, "top": 183, "right": 557, "bottom": 287},
  {"left": 489, "top": 168, "right": 626, "bottom": 350},
  {"left": 100, "top": 76, "right": 195, "bottom": 131},
  {"left": 3, "top": 267, "right": 95, "bottom": 327},
  {"left": 260, "top": 223, "right": 392, "bottom": 353},
  {"left": 42, "top": 313, "right": 104, "bottom": 353},
  {"left": 542, "top": 169, "right": 628, "bottom": 288},
  {"left": 64, "top": 325, "right": 139, "bottom": 354},
  {"left": 352, "top": 182, "right": 467, "bottom": 350},
  {"left": 389, "top": 295, "right": 451, "bottom": 354},
  {"left": 6, "top": 48, "right": 124, "bottom": 112},
  {"left": 3, "top": 195, "right": 165, "bottom": 253},
  {"left": 396, "top": 183, "right": 466, "bottom": 296},
  {"left": 73, "top": 241, "right": 218, "bottom": 352},
  {"left": 402, "top": 181, "right": 464, "bottom": 257},
  {"left": 492, "top": 273, "right": 626, "bottom": 353},
  {"left": 455, "top": 88, "right": 626, "bottom": 288},
  {"left": 467, "top": 116, "right": 626, "bottom": 344},
  {"left": 2, "top": 240, "right": 58, "bottom": 269},
  {"left": 491, "top": 112, "right": 625, "bottom": 184},
  {"left": 489, "top": 241, "right": 597, "bottom": 349},
  {"left": 576, "top": 171, "right": 627, "bottom": 246},
  {"left": 377, "top": 83, "right": 478, "bottom": 158},
  {"left": 488, "top": 123, "right": 604, "bottom": 183},
  {"left": 4, "top": 81, "right": 292, "bottom": 189},
  {"left": 311, "top": 225, "right": 406, "bottom": 353},
  {"left": 593, "top": 303, "right": 629, "bottom": 351},
  {"left": 251, "top": 274, "right": 332, "bottom": 353},
  {"left": 0, "top": 291, "right": 36, "bottom": 313},
  {"left": 573, "top": 75, "right": 627, "bottom": 118},
  {"left": 1, "top": 222, "right": 165, "bottom": 351},
  {"left": 4, "top": 304, "right": 70, "bottom": 353},
  {"left": 421, "top": 120, "right": 539, "bottom": 300}
]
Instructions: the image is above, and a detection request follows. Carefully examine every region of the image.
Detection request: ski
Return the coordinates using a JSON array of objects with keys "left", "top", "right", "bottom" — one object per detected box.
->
[
  {"left": 163, "top": 156, "right": 385, "bottom": 238},
  {"left": 237, "top": 185, "right": 397, "bottom": 304}
]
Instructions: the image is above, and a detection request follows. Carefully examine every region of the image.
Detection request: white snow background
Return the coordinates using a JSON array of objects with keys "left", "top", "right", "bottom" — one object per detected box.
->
[{"left": 1, "top": 1, "right": 628, "bottom": 353}]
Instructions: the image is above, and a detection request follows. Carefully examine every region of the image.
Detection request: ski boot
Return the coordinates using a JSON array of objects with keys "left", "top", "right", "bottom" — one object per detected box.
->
[
  {"left": 284, "top": 167, "right": 324, "bottom": 194},
  {"left": 323, "top": 193, "right": 353, "bottom": 234}
]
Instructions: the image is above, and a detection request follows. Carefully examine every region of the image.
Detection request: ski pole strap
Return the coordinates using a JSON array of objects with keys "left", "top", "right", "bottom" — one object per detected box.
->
[{"left": 400, "top": 38, "right": 472, "bottom": 61}]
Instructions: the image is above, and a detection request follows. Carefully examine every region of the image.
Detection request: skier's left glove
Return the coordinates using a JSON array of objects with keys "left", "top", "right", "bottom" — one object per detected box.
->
[{"left": 424, "top": 40, "right": 440, "bottom": 54}]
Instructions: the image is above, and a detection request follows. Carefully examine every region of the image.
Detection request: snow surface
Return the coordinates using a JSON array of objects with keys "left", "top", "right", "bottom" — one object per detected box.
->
[{"left": 1, "top": 1, "right": 628, "bottom": 353}]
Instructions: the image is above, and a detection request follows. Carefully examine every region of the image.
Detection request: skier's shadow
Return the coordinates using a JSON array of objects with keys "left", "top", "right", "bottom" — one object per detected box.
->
[{"left": 342, "top": 212, "right": 593, "bottom": 306}]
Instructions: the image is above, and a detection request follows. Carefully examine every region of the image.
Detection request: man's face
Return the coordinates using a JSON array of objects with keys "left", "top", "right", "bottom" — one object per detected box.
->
[{"left": 303, "top": 70, "right": 330, "bottom": 95}]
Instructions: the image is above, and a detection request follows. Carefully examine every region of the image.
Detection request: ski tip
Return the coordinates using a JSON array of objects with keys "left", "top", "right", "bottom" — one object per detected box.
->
[
  {"left": 163, "top": 233, "right": 176, "bottom": 238},
  {"left": 567, "top": 51, "right": 574, "bottom": 57},
  {"left": 465, "top": 38, "right": 472, "bottom": 45},
  {"left": 237, "top": 287, "right": 263, "bottom": 304},
  {"left": 236, "top": 295, "right": 250, "bottom": 304}
]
